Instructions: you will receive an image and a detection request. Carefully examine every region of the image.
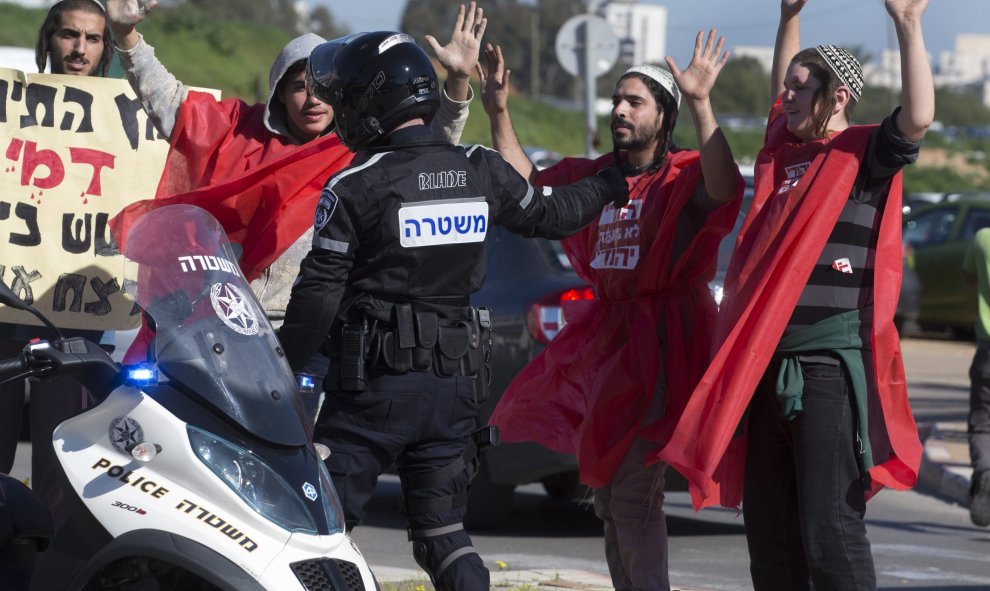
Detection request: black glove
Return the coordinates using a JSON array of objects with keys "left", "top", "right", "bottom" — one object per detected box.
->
[{"left": 596, "top": 166, "right": 629, "bottom": 209}]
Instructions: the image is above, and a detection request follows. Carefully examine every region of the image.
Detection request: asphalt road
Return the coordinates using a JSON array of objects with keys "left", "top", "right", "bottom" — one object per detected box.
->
[{"left": 350, "top": 334, "right": 990, "bottom": 589}]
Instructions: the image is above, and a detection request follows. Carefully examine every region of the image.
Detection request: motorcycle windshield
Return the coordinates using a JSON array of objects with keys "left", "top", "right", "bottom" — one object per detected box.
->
[{"left": 120, "top": 205, "right": 307, "bottom": 447}]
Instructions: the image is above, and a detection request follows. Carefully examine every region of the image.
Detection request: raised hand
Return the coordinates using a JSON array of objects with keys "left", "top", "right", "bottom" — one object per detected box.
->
[
  {"left": 106, "top": 0, "right": 157, "bottom": 30},
  {"left": 885, "top": 0, "right": 929, "bottom": 20},
  {"left": 425, "top": 2, "right": 487, "bottom": 81},
  {"left": 665, "top": 29, "right": 729, "bottom": 103},
  {"left": 781, "top": 0, "right": 808, "bottom": 17},
  {"left": 476, "top": 43, "right": 510, "bottom": 117}
]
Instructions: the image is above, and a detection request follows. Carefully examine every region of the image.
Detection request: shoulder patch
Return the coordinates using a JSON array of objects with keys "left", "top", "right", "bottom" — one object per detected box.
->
[{"left": 315, "top": 188, "right": 338, "bottom": 231}]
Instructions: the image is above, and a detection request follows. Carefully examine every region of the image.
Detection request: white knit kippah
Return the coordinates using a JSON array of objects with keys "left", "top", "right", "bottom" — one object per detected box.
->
[
  {"left": 815, "top": 44, "right": 864, "bottom": 101},
  {"left": 623, "top": 64, "right": 681, "bottom": 109}
]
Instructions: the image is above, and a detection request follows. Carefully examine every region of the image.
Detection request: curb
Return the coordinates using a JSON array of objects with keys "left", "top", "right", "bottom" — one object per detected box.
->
[
  {"left": 374, "top": 566, "right": 715, "bottom": 590},
  {"left": 917, "top": 421, "right": 972, "bottom": 507},
  {"left": 374, "top": 566, "right": 616, "bottom": 590}
]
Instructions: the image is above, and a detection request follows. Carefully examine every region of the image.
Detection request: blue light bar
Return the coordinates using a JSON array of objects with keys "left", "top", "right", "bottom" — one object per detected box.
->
[
  {"left": 295, "top": 373, "right": 315, "bottom": 392},
  {"left": 124, "top": 365, "right": 158, "bottom": 387}
]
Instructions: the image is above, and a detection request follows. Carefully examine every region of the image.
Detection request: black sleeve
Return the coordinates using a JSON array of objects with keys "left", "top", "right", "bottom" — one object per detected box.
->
[
  {"left": 477, "top": 148, "right": 611, "bottom": 240},
  {"left": 864, "top": 107, "right": 922, "bottom": 185},
  {"left": 279, "top": 181, "right": 359, "bottom": 372}
]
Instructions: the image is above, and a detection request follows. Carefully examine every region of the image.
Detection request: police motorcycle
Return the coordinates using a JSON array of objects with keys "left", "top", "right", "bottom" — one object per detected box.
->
[{"left": 0, "top": 204, "right": 377, "bottom": 591}]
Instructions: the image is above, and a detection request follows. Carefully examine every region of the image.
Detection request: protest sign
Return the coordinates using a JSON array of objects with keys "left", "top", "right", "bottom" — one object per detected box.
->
[{"left": 2, "top": 68, "right": 174, "bottom": 330}]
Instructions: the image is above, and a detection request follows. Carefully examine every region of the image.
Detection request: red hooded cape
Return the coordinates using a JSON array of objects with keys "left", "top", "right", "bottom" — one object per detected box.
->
[
  {"left": 655, "top": 102, "right": 922, "bottom": 510},
  {"left": 489, "top": 151, "right": 741, "bottom": 488},
  {"left": 111, "top": 91, "right": 353, "bottom": 360}
]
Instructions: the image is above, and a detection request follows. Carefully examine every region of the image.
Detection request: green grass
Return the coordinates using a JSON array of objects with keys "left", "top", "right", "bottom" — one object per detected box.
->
[{"left": 0, "top": 3, "right": 290, "bottom": 102}]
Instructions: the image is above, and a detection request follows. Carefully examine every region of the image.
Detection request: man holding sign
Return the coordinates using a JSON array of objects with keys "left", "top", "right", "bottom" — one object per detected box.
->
[{"left": 34, "top": 0, "right": 113, "bottom": 77}]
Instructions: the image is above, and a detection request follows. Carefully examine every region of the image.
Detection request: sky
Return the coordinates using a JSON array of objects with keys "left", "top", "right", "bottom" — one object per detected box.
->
[{"left": 318, "top": 0, "right": 990, "bottom": 67}]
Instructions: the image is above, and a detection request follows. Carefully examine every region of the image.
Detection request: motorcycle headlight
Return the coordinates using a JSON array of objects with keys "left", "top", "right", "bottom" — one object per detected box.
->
[
  {"left": 317, "top": 454, "right": 345, "bottom": 535},
  {"left": 188, "top": 426, "right": 318, "bottom": 534}
]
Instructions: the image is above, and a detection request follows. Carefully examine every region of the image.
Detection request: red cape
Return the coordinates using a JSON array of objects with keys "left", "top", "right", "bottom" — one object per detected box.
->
[
  {"left": 655, "top": 102, "right": 922, "bottom": 510},
  {"left": 489, "top": 151, "right": 741, "bottom": 488},
  {"left": 110, "top": 91, "right": 353, "bottom": 361}
]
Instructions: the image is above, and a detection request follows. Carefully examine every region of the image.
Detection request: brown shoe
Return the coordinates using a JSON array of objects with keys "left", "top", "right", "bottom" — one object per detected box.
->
[{"left": 971, "top": 469, "right": 990, "bottom": 527}]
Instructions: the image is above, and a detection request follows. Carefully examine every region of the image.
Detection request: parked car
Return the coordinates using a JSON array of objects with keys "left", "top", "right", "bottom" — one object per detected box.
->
[
  {"left": 902, "top": 196, "right": 990, "bottom": 337},
  {"left": 522, "top": 146, "right": 564, "bottom": 171},
  {"left": 467, "top": 227, "right": 589, "bottom": 529}
]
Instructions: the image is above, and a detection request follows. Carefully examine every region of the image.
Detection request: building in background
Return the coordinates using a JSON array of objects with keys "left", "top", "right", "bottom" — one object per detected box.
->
[
  {"left": 601, "top": 0, "right": 667, "bottom": 66},
  {"left": 732, "top": 45, "right": 775, "bottom": 74}
]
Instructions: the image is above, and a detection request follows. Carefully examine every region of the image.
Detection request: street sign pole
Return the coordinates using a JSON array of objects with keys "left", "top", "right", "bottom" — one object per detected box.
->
[
  {"left": 581, "top": 19, "right": 596, "bottom": 157},
  {"left": 555, "top": 13, "right": 619, "bottom": 158}
]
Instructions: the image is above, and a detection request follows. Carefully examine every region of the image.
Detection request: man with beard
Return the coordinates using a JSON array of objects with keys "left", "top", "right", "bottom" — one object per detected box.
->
[
  {"left": 479, "top": 32, "right": 742, "bottom": 591},
  {"left": 35, "top": 0, "right": 113, "bottom": 77}
]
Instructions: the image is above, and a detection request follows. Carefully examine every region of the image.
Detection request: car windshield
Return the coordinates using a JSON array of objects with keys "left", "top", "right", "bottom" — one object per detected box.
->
[{"left": 120, "top": 205, "right": 308, "bottom": 447}]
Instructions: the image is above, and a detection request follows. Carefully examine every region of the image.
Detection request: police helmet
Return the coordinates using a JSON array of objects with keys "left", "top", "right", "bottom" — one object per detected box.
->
[{"left": 307, "top": 31, "right": 441, "bottom": 150}]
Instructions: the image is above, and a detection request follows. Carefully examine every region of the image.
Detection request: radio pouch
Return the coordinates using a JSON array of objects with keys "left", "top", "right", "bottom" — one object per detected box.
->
[
  {"left": 435, "top": 324, "right": 471, "bottom": 376},
  {"left": 340, "top": 322, "right": 367, "bottom": 392}
]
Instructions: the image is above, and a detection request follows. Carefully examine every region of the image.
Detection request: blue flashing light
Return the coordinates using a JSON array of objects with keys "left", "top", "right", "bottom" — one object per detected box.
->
[
  {"left": 124, "top": 365, "right": 158, "bottom": 387},
  {"left": 295, "top": 373, "right": 315, "bottom": 392}
]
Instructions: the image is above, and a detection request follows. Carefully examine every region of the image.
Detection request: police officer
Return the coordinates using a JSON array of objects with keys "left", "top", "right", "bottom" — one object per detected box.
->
[{"left": 279, "top": 31, "right": 628, "bottom": 590}]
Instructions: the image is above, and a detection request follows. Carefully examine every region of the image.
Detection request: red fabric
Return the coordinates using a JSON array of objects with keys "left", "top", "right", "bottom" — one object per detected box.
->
[
  {"left": 110, "top": 91, "right": 353, "bottom": 362},
  {"left": 655, "top": 100, "right": 922, "bottom": 510},
  {"left": 489, "top": 151, "right": 741, "bottom": 488}
]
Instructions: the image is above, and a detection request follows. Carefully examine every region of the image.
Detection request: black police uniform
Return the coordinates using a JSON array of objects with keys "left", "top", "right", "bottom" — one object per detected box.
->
[{"left": 279, "top": 124, "right": 621, "bottom": 590}]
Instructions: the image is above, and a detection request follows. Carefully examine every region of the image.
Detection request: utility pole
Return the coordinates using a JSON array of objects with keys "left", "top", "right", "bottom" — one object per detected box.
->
[
  {"left": 530, "top": 10, "right": 540, "bottom": 99},
  {"left": 555, "top": 3, "right": 618, "bottom": 157},
  {"left": 582, "top": 1, "right": 597, "bottom": 156}
]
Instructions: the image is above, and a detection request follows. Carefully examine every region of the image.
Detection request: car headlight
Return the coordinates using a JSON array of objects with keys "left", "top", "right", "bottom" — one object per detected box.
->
[{"left": 188, "top": 426, "right": 319, "bottom": 534}]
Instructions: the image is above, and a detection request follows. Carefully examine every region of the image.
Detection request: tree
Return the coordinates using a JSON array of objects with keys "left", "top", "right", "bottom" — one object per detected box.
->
[
  {"left": 307, "top": 6, "right": 349, "bottom": 39},
  {"left": 185, "top": 0, "right": 300, "bottom": 35},
  {"left": 401, "top": 0, "right": 583, "bottom": 98}
]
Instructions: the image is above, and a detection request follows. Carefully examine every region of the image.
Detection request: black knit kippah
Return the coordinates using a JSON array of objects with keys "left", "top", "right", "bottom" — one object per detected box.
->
[{"left": 815, "top": 44, "right": 864, "bottom": 101}]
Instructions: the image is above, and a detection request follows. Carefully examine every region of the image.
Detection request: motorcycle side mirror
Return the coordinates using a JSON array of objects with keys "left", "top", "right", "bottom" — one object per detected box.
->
[
  {"left": 0, "top": 281, "right": 64, "bottom": 341},
  {"left": 0, "top": 281, "right": 29, "bottom": 310}
]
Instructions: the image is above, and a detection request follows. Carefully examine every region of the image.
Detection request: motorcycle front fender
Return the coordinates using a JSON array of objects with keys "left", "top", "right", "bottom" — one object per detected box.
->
[{"left": 44, "top": 528, "right": 267, "bottom": 591}]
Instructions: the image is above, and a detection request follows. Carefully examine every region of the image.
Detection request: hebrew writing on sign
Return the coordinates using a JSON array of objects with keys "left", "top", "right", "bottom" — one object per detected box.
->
[{"left": 1, "top": 68, "right": 169, "bottom": 330}]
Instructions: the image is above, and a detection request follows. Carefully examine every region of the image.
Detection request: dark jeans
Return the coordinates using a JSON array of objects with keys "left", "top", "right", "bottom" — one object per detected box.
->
[
  {"left": 744, "top": 359, "right": 876, "bottom": 591},
  {"left": 969, "top": 341, "right": 990, "bottom": 473},
  {"left": 315, "top": 367, "right": 489, "bottom": 591}
]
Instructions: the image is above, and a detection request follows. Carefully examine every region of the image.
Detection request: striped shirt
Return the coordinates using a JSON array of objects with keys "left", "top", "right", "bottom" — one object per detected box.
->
[{"left": 782, "top": 110, "right": 921, "bottom": 337}]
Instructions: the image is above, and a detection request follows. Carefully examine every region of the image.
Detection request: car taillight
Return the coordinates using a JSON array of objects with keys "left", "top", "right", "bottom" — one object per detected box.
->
[{"left": 527, "top": 287, "right": 595, "bottom": 345}]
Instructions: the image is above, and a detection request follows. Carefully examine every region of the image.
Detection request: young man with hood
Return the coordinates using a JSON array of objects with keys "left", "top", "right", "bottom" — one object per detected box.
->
[
  {"left": 106, "top": 1, "right": 486, "bottom": 370},
  {"left": 480, "top": 32, "right": 742, "bottom": 591}
]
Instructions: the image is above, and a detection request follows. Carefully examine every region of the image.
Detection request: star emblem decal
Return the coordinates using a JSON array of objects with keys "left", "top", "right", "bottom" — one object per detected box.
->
[
  {"left": 210, "top": 283, "right": 259, "bottom": 336},
  {"left": 108, "top": 417, "right": 144, "bottom": 455}
]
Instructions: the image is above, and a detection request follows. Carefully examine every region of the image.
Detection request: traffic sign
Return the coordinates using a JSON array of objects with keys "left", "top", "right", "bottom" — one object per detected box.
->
[{"left": 554, "top": 14, "right": 620, "bottom": 78}]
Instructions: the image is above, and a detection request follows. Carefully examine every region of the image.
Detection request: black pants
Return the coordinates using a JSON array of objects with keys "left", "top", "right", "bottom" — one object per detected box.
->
[
  {"left": 743, "top": 359, "right": 876, "bottom": 591},
  {"left": 0, "top": 338, "right": 89, "bottom": 531},
  {"left": 970, "top": 341, "right": 990, "bottom": 473},
  {"left": 315, "top": 367, "right": 489, "bottom": 591}
]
